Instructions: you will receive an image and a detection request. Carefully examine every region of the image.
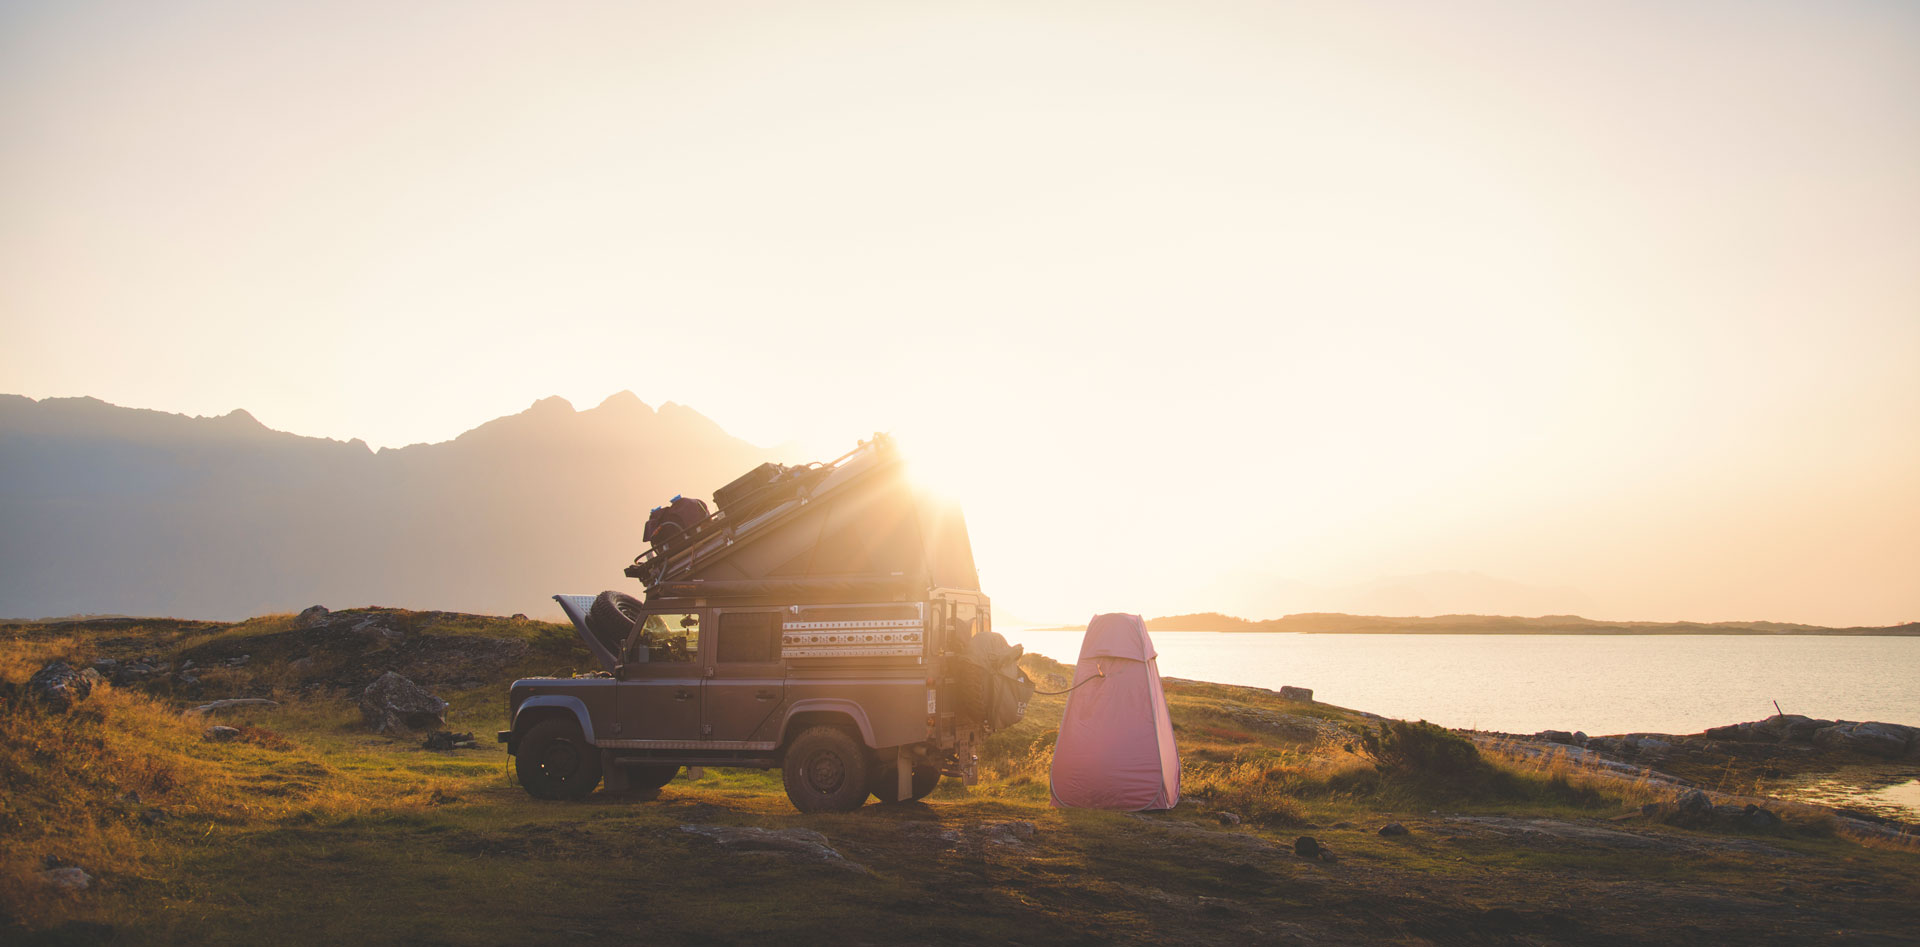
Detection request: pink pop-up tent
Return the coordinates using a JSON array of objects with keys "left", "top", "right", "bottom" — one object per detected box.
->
[{"left": 1049, "top": 613, "right": 1180, "bottom": 810}]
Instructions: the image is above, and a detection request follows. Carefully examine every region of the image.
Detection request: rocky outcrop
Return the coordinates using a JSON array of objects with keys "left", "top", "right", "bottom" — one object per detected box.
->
[
  {"left": 1279, "top": 686, "right": 1313, "bottom": 702},
  {"left": 677, "top": 825, "right": 868, "bottom": 873},
  {"left": 27, "top": 661, "right": 103, "bottom": 710},
  {"left": 1811, "top": 721, "right": 1915, "bottom": 759},
  {"left": 357, "top": 672, "right": 446, "bottom": 733}
]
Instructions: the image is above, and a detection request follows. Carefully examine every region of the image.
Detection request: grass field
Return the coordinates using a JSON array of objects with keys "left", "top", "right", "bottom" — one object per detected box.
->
[{"left": 4, "top": 611, "right": 1917, "bottom": 945}]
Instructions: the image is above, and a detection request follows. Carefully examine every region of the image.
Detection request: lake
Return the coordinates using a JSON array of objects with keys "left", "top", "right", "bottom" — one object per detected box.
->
[{"left": 1000, "top": 629, "right": 1920, "bottom": 736}]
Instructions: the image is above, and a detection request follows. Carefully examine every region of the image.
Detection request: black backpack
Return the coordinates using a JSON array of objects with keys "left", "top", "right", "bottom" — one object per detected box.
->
[{"left": 643, "top": 495, "right": 710, "bottom": 546}]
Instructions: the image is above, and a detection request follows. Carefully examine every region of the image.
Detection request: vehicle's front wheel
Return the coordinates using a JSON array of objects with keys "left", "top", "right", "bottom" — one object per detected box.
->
[
  {"left": 516, "top": 717, "right": 603, "bottom": 800},
  {"left": 782, "top": 726, "right": 871, "bottom": 813}
]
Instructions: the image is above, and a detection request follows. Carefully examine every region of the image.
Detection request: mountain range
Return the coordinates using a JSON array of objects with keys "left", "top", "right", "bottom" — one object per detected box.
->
[{"left": 0, "top": 393, "right": 782, "bottom": 620}]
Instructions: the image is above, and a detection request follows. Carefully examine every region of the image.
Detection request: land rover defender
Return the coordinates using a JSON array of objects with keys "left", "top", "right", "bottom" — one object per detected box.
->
[{"left": 499, "top": 435, "right": 1032, "bottom": 812}]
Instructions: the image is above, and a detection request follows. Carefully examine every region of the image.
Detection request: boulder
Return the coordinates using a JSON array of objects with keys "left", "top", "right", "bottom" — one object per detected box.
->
[
  {"left": 357, "top": 672, "right": 447, "bottom": 733},
  {"left": 27, "top": 661, "right": 103, "bottom": 710},
  {"left": 295, "top": 605, "right": 331, "bottom": 627},
  {"left": 1215, "top": 811, "right": 1242, "bottom": 826},
  {"left": 1535, "top": 730, "right": 1577, "bottom": 745},
  {"left": 1279, "top": 686, "right": 1314, "bottom": 702},
  {"left": 1378, "top": 822, "right": 1410, "bottom": 837},
  {"left": 203, "top": 726, "right": 241, "bottom": 742},
  {"left": 1674, "top": 789, "right": 1713, "bottom": 819},
  {"left": 1293, "top": 836, "right": 1321, "bottom": 857},
  {"left": 1812, "top": 722, "right": 1913, "bottom": 759},
  {"left": 39, "top": 867, "right": 92, "bottom": 892}
]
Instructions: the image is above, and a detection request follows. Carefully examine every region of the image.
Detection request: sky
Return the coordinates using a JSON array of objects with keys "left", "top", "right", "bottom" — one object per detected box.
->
[{"left": 3, "top": 0, "right": 1916, "bottom": 626}]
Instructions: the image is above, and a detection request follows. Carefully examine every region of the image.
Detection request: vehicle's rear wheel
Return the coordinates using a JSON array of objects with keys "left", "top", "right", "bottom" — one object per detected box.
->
[
  {"left": 782, "top": 726, "right": 871, "bottom": 813},
  {"left": 626, "top": 763, "right": 679, "bottom": 792},
  {"left": 869, "top": 759, "right": 942, "bottom": 803},
  {"left": 516, "top": 717, "right": 603, "bottom": 800}
]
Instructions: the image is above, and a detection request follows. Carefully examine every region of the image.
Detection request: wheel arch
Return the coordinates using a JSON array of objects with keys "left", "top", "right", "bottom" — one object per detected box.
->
[
  {"left": 779, "top": 700, "right": 876, "bottom": 749},
  {"left": 512, "top": 696, "right": 597, "bottom": 747}
]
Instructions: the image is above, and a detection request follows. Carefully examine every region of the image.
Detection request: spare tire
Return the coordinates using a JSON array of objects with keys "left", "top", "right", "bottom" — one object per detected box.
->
[{"left": 586, "top": 591, "right": 644, "bottom": 655}]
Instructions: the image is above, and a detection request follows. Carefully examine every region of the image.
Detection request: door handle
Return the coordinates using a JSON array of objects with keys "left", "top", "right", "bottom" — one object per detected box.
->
[
  {"left": 674, "top": 689, "right": 692, "bottom": 701},
  {"left": 754, "top": 689, "right": 776, "bottom": 700}
]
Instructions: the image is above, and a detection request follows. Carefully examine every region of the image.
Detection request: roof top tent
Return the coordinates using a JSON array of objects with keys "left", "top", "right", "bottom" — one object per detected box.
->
[
  {"left": 1049, "top": 613, "right": 1181, "bottom": 811},
  {"left": 627, "top": 434, "right": 979, "bottom": 604}
]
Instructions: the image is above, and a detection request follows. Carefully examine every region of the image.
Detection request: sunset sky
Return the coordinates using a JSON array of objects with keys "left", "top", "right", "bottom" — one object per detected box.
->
[{"left": 3, "top": 1, "right": 1916, "bottom": 626}]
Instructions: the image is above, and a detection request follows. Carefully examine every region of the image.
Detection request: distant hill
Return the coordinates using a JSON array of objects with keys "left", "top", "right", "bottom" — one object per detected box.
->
[
  {"left": 0, "top": 393, "right": 785, "bottom": 620},
  {"left": 1146, "top": 611, "right": 1920, "bottom": 636}
]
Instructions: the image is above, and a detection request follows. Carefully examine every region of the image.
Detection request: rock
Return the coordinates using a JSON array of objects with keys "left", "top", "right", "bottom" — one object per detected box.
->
[
  {"left": 27, "top": 661, "right": 102, "bottom": 710},
  {"left": 296, "top": 605, "right": 331, "bottom": 627},
  {"left": 422, "top": 730, "right": 477, "bottom": 751},
  {"left": 971, "top": 821, "right": 1038, "bottom": 845},
  {"left": 1215, "top": 811, "right": 1242, "bottom": 826},
  {"left": 39, "top": 867, "right": 92, "bottom": 891},
  {"left": 1812, "top": 722, "right": 1913, "bottom": 759},
  {"left": 1736, "top": 804, "right": 1781, "bottom": 829},
  {"left": 1378, "top": 822, "right": 1410, "bottom": 837},
  {"left": 1331, "top": 821, "right": 1355, "bottom": 829},
  {"left": 203, "top": 726, "right": 241, "bottom": 742},
  {"left": 1572, "top": 731, "right": 1588, "bottom": 745},
  {"left": 678, "top": 825, "right": 868, "bottom": 873},
  {"left": 138, "top": 809, "right": 168, "bottom": 826},
  {"left": 511, "top": 613, "right": 529, "bottom": 621},
  {"left": 357, "top": 672, "right": 447, "bottom": 733},
  {"left": 1535, "top": 730, "right": 1577, "bottom": 745},
  {"left": 1293, "top": 836, "right": 1321, "bottom": 857},
  {"left": 900, "top": 823, "right": 963, "bottom": 846},
  {"left": 1674, "top": 789, "right": 1713, "bottom": 819},
  {"left": 183, "top": 698, "right": 280, "bottom": 717},
  {"left": 1279, "top": 686, "right": 1314, "bottom": 702}
]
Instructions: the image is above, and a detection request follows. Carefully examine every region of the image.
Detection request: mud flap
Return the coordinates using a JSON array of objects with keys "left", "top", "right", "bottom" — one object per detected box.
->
[
  {"left": 897, "top": 746, "right": 913, "bottom": 801},
  {"left": 602, "top": 750, "right": 629, "bottom": 793}
]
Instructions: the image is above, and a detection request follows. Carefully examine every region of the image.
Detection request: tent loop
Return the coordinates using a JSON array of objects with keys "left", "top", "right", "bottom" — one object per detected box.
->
[{"left": 1033, "top": 661, "right": 1104, "bottom": 696}]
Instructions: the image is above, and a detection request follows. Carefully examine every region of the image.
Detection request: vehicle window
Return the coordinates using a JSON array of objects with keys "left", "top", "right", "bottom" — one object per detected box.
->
[
  {"left": 629, "top": 612, "right": 699, "bottom": 663},
  {"left": 716, "top": 612, "right": 780, "bottom": 664}
]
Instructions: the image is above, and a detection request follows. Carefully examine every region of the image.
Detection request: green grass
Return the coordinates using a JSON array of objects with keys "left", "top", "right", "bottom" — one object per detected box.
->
[{"left": 4, "top": 611, "right": 1918, "bottom": 945}]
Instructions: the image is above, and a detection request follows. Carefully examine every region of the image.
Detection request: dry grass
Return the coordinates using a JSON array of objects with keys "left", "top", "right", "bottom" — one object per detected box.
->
[{"left": 0, "top": 632, "right": 472, "bottom": 928}]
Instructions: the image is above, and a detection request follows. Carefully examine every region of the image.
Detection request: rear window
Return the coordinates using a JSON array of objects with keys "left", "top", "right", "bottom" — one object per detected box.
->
[{"left": 717, "top": 611, "right": 781, "bottom": 664}]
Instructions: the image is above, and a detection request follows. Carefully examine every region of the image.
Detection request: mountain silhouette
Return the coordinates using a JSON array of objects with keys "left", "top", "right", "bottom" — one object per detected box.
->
[{"left": 0, "top": 393, "right": 782, "bottom": 620}]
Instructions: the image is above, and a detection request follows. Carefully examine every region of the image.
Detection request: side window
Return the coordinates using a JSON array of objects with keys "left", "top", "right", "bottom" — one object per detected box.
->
[
  {"left": 628, "top": 612, "right": 700, "bottom": 663},
  {"left": 716, "top": 611, "right": 780, "bottom": 664}
]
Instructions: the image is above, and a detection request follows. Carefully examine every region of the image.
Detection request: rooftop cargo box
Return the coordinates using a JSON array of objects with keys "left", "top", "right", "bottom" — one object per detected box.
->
[{"left": 626, "top": 435, "right": 978, "bottom": 603}]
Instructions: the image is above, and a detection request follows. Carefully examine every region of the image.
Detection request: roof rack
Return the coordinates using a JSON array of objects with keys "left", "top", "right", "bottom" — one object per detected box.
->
[{"left": 624, "top": 434, "right": 896, "bottom": 589}]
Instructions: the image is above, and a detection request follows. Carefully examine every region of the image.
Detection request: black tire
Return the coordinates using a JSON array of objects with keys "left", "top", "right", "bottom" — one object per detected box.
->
[
  {"left": 782, "top": 726, "right": 872, "bottom": 813},
  {"left": 869, "top": 759, "right": 942, "bottom": 803},
  {"left": 587, "top": 591, "right": 644, "bottom": 653},
  {"left": 515, "top": 717, "right": 603, "bottom": 800},
  {"left": 626, "top": 763, "right": 679, "bottom": 792}
]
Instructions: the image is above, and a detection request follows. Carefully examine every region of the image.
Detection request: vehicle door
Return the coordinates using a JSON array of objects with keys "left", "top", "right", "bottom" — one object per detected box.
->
[
  {"left": 703, "top": 608, "right": 786, "bottom": 744},
  {"left": 614, "top": 609, "right": 704, "bottom": 743}
]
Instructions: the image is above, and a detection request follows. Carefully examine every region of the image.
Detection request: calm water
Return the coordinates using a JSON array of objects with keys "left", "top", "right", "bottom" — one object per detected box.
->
[{"left": 1001, "top": 629, "right": 1920, "bottom": 736}]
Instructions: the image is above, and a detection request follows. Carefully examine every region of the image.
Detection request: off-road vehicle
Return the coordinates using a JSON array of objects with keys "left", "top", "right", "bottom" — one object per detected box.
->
[{"left": 499, "top": 435, "right": 1032, "bottom": 812}]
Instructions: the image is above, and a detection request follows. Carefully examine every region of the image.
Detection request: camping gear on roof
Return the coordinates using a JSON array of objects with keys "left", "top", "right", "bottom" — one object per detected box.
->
[
  {"left": 1049, "top": 613, "right": 1180, "bottom": 811},
  {"left": 626, "top": 435, "right": 979, "bottom": 601},
  {"left": 643, "top": 495, "right": 710, "bottom": 546}
]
